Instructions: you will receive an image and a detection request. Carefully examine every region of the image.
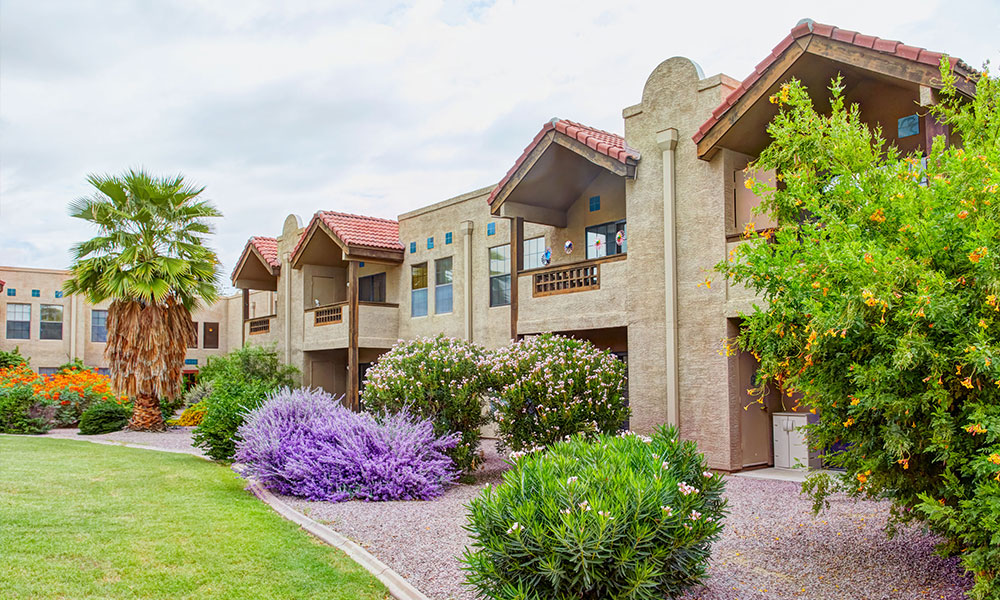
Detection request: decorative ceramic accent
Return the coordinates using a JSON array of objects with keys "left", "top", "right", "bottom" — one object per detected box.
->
[
  {"left": 616, "top": 230, "right": 625, "bottom": 246},
  {"left": 542, "top": 248, "right": 552, "bottom": 266},
  {"left": 564, "top": 240, "right": 574, "bottom": 254}
]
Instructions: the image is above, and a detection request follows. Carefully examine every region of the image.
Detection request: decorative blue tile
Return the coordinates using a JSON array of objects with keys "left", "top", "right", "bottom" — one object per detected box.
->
[
  {"left": 487, "top": 222, "right": 496, "bottom": 236},
  {"left": 427, "top": 237, "right": 434, "bottom": 249},
  {"left": 31, "top": 289, "right": 40, "bottom": 297},
  {"left": 184, "top": 358, "right": 198, "bottom": 365},
  {"left": 5, "top": 289, "right": 14, "bottom": 297},
  {"left": 589, "top": 196, "right": 601, "bottom": 212},
  {"left": 54, "top": 291, "right": 63, "bottom": 299},
  {"left": 410, "top": 242, "right": 417, "bottom": 253},
  {"left": 445, "top": 232, "right": 452, "bottom": 244},
  {"left": 898, "top": 114, "right": 919, "bottom": 138}
]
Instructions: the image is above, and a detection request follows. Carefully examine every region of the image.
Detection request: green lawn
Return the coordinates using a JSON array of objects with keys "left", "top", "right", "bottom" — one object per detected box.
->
[{"left": 0, "top": 436, "right": 388, "bottom": 600}]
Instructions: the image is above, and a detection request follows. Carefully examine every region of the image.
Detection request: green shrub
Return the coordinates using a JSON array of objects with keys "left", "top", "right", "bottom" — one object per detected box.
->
[
  {"left": 169, "top": 401, "right": 207, "bottom": 426},
  {"left": 361, "top": 335, "right": 490, "bottom": 473},
  {"left": 718, "top": 64, "right": 1000, "bottom": 597},
  {"left": 79, "top": 402, "right": 131, "bottom": 435},
  {"left": 183, "top": 380, "right": 213, "bottom": 406},
  {"left": 488, "top": 334, "right": 629, "bottom": 453},
  {"left": 193, "top": 345, "right": 297, "bottom": 461},
  {"left": 0, "top": 347, "right": 27, "bottom": 369},
  {"left": 462, "top": 427, "right": 726, "bottom": 600},
  {"left": 0, "top": 385, "right": 49, "bottom": 434},
  {"left": 56, "top": 358, "right": 86, "bottom": 374}
]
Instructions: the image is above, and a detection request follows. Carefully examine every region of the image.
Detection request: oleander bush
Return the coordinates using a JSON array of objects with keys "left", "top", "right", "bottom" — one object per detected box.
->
[
  {"left": 236, "top": 387, "right": 459, "bottom": 501},
  {"left": 462, "top": 427, "right": 726, "bottom": 600},
  {"left": 487, "top": 334, "right": 629, "bottom": 453},
  {"left": 79, "top": 401, "right": 131, "bottom": 435},
  {"left": 719, "top": 63, "right": 1000, "bottom": 598},
  {"left": 362, "top": 335, "right": 490, "bottom": 473},
  {"left": 193, "top": 344, "right": 297, "bottom": 461}
]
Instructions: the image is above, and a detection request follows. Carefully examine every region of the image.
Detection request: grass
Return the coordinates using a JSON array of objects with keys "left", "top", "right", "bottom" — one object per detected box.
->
[{"left": 0, "top": 436, "right": 388, "bottom": 600}]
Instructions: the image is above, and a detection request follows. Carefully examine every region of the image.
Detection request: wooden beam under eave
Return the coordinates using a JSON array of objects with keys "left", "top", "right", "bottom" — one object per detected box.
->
[
  {"left": 510, "top": 216, "right": 523, "bottom": 341},
  {"left": 343, "top": 246, "right": 405, "bottom": 263},
  {"left": 696, "top": 40, "right": 809, "bottom": 159},
  {"left": 499, "top": 201, "right": 568, "bottom": 227},
  {"left": 551, "top": 135, "right": 632, "bottom": 178},
  {"left": 347, "top": 260, "right": 360, "bottom": 412}
]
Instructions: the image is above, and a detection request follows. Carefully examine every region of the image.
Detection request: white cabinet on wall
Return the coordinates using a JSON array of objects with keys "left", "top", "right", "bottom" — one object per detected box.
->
[{"left": 772, "top": 412, "right": 821, "bottom": 470}]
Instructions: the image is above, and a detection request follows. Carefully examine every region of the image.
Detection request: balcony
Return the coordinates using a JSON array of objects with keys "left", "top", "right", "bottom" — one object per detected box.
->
[
  {"left": 516, "top": 255, "right": 628, "bottom": 334},
  {"left": 302, "top": 302, "right": 399, "bottom": 351},
  {"left": 243, "top": 315, "right": 278, "bottom": 346}
]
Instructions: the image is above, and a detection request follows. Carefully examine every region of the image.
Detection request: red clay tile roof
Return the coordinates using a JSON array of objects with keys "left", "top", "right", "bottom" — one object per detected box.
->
[
  {"left": 487, "top": 118, "right": 640, "bottom": 205},
  {"left": 231, "top": 236, "right": 280, "bottom": 282},
  {"left": 291, "top": 211, "right": 403, "bottom": 260},
  {"left": 692, "top": 19, "right": 976, "bottom": 145}
]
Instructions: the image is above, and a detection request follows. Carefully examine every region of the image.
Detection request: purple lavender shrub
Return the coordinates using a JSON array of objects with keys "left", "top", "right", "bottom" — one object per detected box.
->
[{"left": 235, "top": 387, "right": 460, "bottom": 501}]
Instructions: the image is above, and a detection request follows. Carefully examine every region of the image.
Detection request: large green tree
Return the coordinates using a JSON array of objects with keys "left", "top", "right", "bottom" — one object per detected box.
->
[
  {"left": 720, "top": 64, "right": 999, "bottom": 598},
  {"left": 65, "top": 170, "right": 221, "bottom": 431}
]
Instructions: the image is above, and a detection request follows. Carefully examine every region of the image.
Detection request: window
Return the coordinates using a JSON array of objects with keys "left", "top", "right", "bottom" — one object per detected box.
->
[
  {"left": 54, "top": 291, "right": 63, "bottom": 299},
  {"left": 586, "top": 220, "right": 627, "bottom": 259},
  {"left": 5, "top": 288, "right": 14, "bottom": 297},
  {"left": 589, "top": 195, "right": 601, "bottom": 212},
  {"left": 489, "top": 244, "right": 511, "bottom": 307},
  {"left": 411, "top": 264, "right": 428, "bottom": 317},
  {"left": 523, "top": 237, "right": 545, "bottom": 270},
  {"left": 435, "top": 257, "right": 453, "bottom": 314},
  {"left": 38, "top": 367, "right": 59, "bottom": 376},
  {"left": 92, "top": 309, "right": 108, "bottom": 342},
  {"left": 31, "top": 289, "right": 40, "bottom": 298},
  {"left": 427, "top": 237, "right": 434, "bottom": 249},
  {"left": 97, "top": 367, "right": 110, "bottom": 376},
  {"left": 487, "top": 222, "right": 496, "bottom": 236},
  {"left": 359, "top": 273, "right": 386, "bottom": 303},
  {"left": 40, "top": 305, "right": 63, "bottom": 340},
  {"left": 203, "top": 322, "right": 219, "bottom": 349},
  {"left": 410, "top": 242, "right": 417, "bottom": 253},
  {"left": 6, "top": 303, "right": 29, "bottom": 339},
  {"left": 189, "top": 322, "right": 198, "bottom": 348},
  {"left": 445, "top": 232, "right": 453, "bottom": 244}
]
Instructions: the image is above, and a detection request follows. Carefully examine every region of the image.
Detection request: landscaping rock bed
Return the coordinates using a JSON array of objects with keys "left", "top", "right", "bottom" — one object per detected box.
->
[{"left": 286, "top": 440, "right": 972, "bottom": 600}]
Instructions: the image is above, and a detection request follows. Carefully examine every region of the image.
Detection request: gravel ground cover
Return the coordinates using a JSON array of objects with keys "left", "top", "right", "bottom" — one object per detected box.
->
[
  {"left": 287, "top": 440, "right": 971, "bottom": 600},
  {"left": 43, "top": 426, "right": 203, "bottom": 456}
]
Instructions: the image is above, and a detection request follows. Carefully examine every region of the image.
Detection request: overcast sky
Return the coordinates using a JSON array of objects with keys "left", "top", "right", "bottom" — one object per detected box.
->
[{"left": 2, "top": 0, "right": 997, "bottom": 287}]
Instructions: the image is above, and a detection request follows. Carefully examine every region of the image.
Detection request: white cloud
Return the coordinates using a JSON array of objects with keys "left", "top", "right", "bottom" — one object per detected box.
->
[{"left": 1, "top": 0, "right": 997, "bottom": 283}]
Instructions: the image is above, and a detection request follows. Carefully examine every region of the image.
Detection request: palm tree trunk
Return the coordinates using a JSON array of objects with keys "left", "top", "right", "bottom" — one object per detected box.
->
[{"left": 128, "top": 393, "right": 165, "bottom": 431}]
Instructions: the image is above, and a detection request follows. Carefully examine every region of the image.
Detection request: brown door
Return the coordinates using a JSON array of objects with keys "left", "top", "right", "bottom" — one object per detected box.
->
[{"left": 738, "top": 348, "right": 772, "bottom": 467}]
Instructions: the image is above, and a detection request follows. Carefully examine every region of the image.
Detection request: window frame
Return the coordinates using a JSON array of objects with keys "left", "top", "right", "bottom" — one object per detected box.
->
[
  {"left": 434, "top": 257, "right": 453, "bottom": 314},
  {"left": 91, "top": 309, "right": 108, "bottom": 343},
  {"left": 39, "top": 304, "right": 64, "bottom": 340},
  {"left": 585, "top": 220, "right": 627, "bottom": 260},
  {"left": 5, "top": 303, "right": 30, "bottom": 340},
  {"left": 411, "top": 263, "right": 428, "bottom": 317},
  {"left": 203, "top": 322, "right": 220, "bottom": 349},
  {"left": 358, "top": 272, "right": 387, "bottom": 303},
  {"left": 489, "top": 244, "right": 511, "bottom": 307},
  {"left": 523, "top": 236, "right": 545, "bottom": 271}
]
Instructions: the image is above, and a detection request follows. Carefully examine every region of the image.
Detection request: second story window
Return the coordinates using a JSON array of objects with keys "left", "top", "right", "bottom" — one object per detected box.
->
[
  {"left": 92, "top": 309, "right": 108, "bottom": 343},
  {"left": 586, "top": 220, "right": 626, "bottom": 259},
  {"left": 359, "top": 273, "right": 386, "bottom": 303},
  {"left": 435, "top": 257, "right": 453, "bottom": 314},
  {"left": 6, "top": 303, "right": 30, "bottom": 339},
  {"left": 40, "top": 305, "right": 63, "bottom": 340},
  {"left": 411, "top": 263, "right": 428, "bottom": 317},
  {"left": 203, "top": 322, "right": 219, "bottom": 349},
  {"left": 523, "top": 237, "right": 545, "bottom": 270},
  {"left": 489, "top": 244, "right": 511, "bottom": 307}
]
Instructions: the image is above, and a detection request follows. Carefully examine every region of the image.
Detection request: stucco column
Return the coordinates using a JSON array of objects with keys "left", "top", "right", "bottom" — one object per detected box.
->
[
  {"left": 283, "top": 251, "right": 292, "bottom": 365},
  {"left": 68, "top": 293, "right": 79, "bottom": 361},
  {"left": 347, "top": 259, "right": 360, "bottom": 412},
  {"left": 509, "top": 216, "right": 523, "bottom": 341},
  {"left": 460, "top": 220, "right": 474, "bottom": 341},
  {"left": 657, "top": 128, "right": 680, "bottom": 427}
]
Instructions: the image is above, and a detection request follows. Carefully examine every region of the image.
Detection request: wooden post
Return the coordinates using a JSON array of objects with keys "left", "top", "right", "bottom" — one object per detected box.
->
[
  {"left": 510, "top": 216, "right": 523, "bottom": 341},
  {"left": 347, "top": 260, "right": 360, "bottom": 412}
]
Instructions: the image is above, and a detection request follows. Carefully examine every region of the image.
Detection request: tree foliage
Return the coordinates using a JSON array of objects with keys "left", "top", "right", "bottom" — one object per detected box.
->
[{"left": 720, "top": 62, "right": 999, "bottom": 598}]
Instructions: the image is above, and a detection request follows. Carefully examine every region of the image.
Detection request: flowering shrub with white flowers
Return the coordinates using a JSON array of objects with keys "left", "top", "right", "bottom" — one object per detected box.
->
[
  {"left": 486, "top": 333, "right": 629, "bottom": 453},
  {"left": 462, "top": 426, "right": 726, "bottom": 600},
  {"left": 362, "top": 335, "right": 491, "bottom": 473}
]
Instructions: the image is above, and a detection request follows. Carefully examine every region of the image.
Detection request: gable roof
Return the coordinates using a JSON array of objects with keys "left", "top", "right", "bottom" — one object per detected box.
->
[
  {"left": 487, "top": 118, "right": 639, "bottom": 206},
  {"left": 230, "top": 236, "right": 281, "bottom": 283},
  {"left": 693, "top": 19, "right": 977, "bottom": 151},
  {"left": 290, "top": 210, "right": 404, "bottom": 266}
]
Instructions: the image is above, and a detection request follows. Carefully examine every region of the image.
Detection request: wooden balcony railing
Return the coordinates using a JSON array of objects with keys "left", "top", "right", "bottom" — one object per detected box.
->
[
  {"left": 531, "top": 263, "right": 600, "bottom": 297},
  {"left": 314, "top": 305, "right": 343, "bottom": 326},
  {"left": 247, "top": 316, "right": 274, "bottom": 335}
]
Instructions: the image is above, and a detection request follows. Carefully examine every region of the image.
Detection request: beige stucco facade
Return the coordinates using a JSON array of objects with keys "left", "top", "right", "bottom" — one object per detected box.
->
[{"left": 0, "top": 266, "right": 242, "bottom": 374}]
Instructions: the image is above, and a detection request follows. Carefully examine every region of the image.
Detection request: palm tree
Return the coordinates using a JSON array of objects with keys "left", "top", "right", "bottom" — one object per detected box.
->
[{"left": 64, "top": 169, "right": 221, "bottom": 431}]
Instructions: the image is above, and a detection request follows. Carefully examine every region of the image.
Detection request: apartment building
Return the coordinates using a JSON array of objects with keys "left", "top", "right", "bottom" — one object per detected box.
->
[
  {"left": 0, "top": 266, "right": 242, "bottom": 377},
  {"left": 238, "top": 20, "right": 977, "bottom": 470}
]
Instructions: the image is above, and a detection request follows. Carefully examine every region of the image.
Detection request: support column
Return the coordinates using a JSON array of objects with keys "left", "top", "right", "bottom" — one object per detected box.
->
[
  {"left": 509, "top": 216, "right": 523, "bottom": 341},
  {"left": 283, "top": 252, "right": 292, "bottom": 365},
  {"left": 347, "top": 259, "right": 360, "bottom": 412},
  {"left": 460, "top": 220, "right": 474, "bottom": 341},
  {"left": 241, "top": 288, "right": 249, "bottom": 345},
  {"left": 657, "top": 128, "right": 680, "bottom": 428},
  {"left": 920, "top": 85, "right": 950, "bottom": 153}
]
